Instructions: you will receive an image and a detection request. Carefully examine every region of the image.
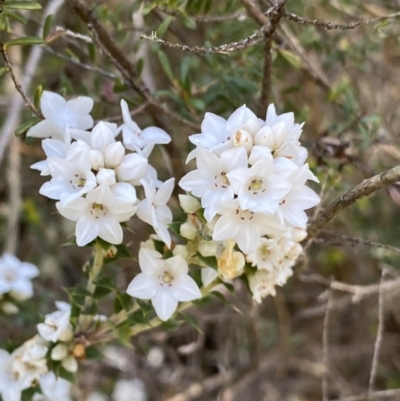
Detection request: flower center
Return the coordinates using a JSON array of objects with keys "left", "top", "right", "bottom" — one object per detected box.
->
[
  {"left": 235, "top": 209, "right": 254, "bottom": 221},
  {"left": 70, "top": 174, "right": 86, "bottom": 189},
  {"left": 259, "top": 245, "right": 270, "bottom": 257},
  {"left": 247, "top": 177, "right": 265, "bottom": 195},
  {"left": 159, "top": 270, "right": 174, "bottom": 286},
  {"left": 90, "top": 203, "right": 107, "bottom": 219},
  {"left": 214, "top": 171, "right": 230, "bottom": 189}
]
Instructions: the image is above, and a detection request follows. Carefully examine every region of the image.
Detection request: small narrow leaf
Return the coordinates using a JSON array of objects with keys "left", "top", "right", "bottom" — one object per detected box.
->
[
  {"left": 5, "top": 36, "right": 43, "bottom": 48},
  {"left": 156, "top": 16, "right": 172, "bottom": 37},
  {"left": 157, "top": 50, "right": 175, "bottom": 83},
  {"left": 278, "top": 49, "right": 302, "bottom": 69},
  {"left": 2, "top": 11, "right": 27, "bottom": 24},
  {"left": 4, "top": 1, "right": 42, "bottom": 10},
  {"left": 15, "top": 117, "right": 41, "bottom": 136},
  {"left": 33, "top": 85, "right": 43, "bottom": 109},
  {"left": 42, "top": 14, "right": 53, "bottom": 40}
]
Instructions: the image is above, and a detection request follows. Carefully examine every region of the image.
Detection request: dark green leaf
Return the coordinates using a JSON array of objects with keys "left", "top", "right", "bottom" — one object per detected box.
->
[
  {"left": 87, "top": 42, "right": 96, "bottom": 63},
  {"left": 15, "top": 117, "right": 41, "bottom": 136},
  {"left": 196, "top": 253, "right": 218, "bottom": 270},
  {"left": 85, "top": 346, "right": 103, "bottom": 359},
  {"left": 0, "top": 67, "right": 6, "bottom": 77},
  {"left": 113, "top": 292, "right": 132, "bottom": 313},
  {"left": 33, "top": 84, "right": 42, "bottom": 108},
  {"left": 42, "top": 14, "right": 53, "bottom": 40},
  {"left": 178, "top": 312, "right": 202, "bottom": 333},
  {"left": 5, "top": 36, "right": 43, "bottom": 48}
]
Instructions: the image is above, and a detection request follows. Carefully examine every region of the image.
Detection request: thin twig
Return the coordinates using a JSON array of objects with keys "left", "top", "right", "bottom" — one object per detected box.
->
[
  {"left": 283, "top": 10, "right": 400, "bottom": 31},
  {"left": 156, "top": 6, "right": 246, "bottom": 23},
  {"left": 44, "top": 46, "right": 117, "bottom": 79},
  {"left": 54, "top": 26, "right": 93, "bottom": 43},
  {"left": 0, "top": 46, "right": 41, "bottom": 118},
  {"left": 64, "top": 0, "right": 201, "bottom": 132},
  {"left": 332, "top": 388, "right": 400, "bottom": 401},
  {"left": 0, "top": 0, "right": 64, "bottom": 165},
  {"left": 319, "top": 231, "right": 400, "bottom": 255},
  {"left": 322, "top": 289, "right": 332, "bottom": 401},
  {"left": 368, "top": 270, "right": 386, "bottom": 397},
  {"left": 306, "top": 165, "right": 400, "bottom": 245},
  {"left": 140, "top": 30, "right": 264, "bottom": 54}
]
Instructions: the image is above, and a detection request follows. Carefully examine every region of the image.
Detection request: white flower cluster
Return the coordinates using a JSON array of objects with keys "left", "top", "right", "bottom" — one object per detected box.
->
[
  {"left": 0, "top": 336, "right": 71, "bottom": 401},
  {"left": 178, "top": 104, "right": 320, "bottom": 301},
  {"left": 0, "top": 253, "right": 39, "bottom": 314},
  {"left": 29, "top": 91, "right": 174, "bottom": 247}
]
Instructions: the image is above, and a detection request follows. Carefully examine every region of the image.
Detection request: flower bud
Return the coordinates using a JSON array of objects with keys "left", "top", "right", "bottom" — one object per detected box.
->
[
  {"left": 178, "top": 194, "right": 201, "bottom": 214},
  {"left": 58, "top": 326, "right": 74, "bottom": 342},
  {"left": 96, "top": 168, "right": 116, "bottom": 186},
  {"left": 51, "top": 343, "right": 69, "bottom": 361},
  {"left": 90, "top": 150, "right": 105, "bottom": 171},
  {"left": 72, "top": 343, "right": 86, "bottom": 359},
  {"left": 180, "top": 222, "right": 197, "bottom": 240},
  {"left": 105, "top": 245, "right": 118, "bottom": 259},
  {"left": 62, "top": 355, "right": 78, "bottom": 372},
  {"left": 233, "top": 129, "right": 253, "bottom": 153},
  {"left": 9, "top": 290, "right": 30, "bottom": 301},
  {"left": 104, "top": 141, "right": 125, "bottom": 168},
  {"left": 198, "top": 241, "right": 217, "bottom": 257},
  {"left": 240, "top": 118, "right": 261, "bottom": 137},
  {"left": 2, "top": 301, "right": 19, "bottom": 314},
  {"left": 172, "top": 244, "right": 189, "bottom": 259},
  {"left": 254, "top": 122, "right": 287, "bottom": 150},
  {"left": 291, "top": 228, "right": 307, "bottom": 243}
]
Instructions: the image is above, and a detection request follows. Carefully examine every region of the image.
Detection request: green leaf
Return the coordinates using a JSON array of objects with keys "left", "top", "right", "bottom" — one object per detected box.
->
[
  {"left": 4, "top": 1, "right": 42, "bottom": 10},
  {"left": 157, "top": 50, "right": 175, "bottom": 83},
  {"left": 85, "top": 346, "right": 103, "bottom": 359},
  {"left": 278, "top": 49, "right": 302, "bottom": 69},
  {"left": 196, "top": 253, "right": 218, "bottom": 270},
  {"left": 2, "top": 11, "right": 27, "bottom": 24},
  {"left": 0, "top": 67, "right": 6, "bottom": 77},
  {"left": 15, "top": 117, "right": 41, "bottom": 136},
  {"left": 33, "top": 85, "right": 43, "bottom": 108},
  {"left": 179, "top": 13, "right": 197, "bottom": 30},
  {"left": 42, "top": 14, "right": 53, "bottom": 40},
  {"left": 5, "top": 36, "right": 43, "bottom": 48},
  {"left": 169, "top": 221, "right": 185, "bottom": 239},
  {"left": 88, "top": 43, "right": 96, "bottom": 64},
  {"left": 113, "top": 292, "right": 132, "bottom": 313},
  {"left": 178, "top": 312, "right": 202, "bottom": 333},
  {"left": 156, "top": 16, "right": 172, "bottom": 37}
]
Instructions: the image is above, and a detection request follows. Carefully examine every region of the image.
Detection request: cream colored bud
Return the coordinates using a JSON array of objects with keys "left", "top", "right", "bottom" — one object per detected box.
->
[
  {"left": 172, "top": 244, "right": 189, "bottom": 259},
  {"left": 105, "top": 245, "right": 118, "bottom": 259},
  {"left": 58, "top": 326, "right": 74, "bottom": 342},
  {"left": 292, "top": 227, "right": 307, "bottom": 243},
  {"left": 2, "top": 301, "right": 19, "bottom": 314},
  {"left": 178, "top": 194, "right": 201, "bottom": 214},
  {"left": 104, "top": 142, "right": 125, "bottom": 168},
  {"left": 90, "top": 150, "right": 105, "bottom": 171},
  {"left": 62, "top": 355, "right": 78, "bottom": 372},
  {"left": 233, "top": 129, "right": 253, "bottom": 153},
  {"left": 51, "top": 343, "right": 69, "bottom": 361},
  {"left": 198, "top": 240, "right": 217, "bottom": 257},
  {"left": 9, "top": 290, "right": 30, "bottom": 301},
  {"left": 180, "top": 222, "right": 197, "bottom": 240}
]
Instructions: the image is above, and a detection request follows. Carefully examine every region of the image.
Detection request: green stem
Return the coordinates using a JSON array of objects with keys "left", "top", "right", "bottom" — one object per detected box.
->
[{"left": 78, "top": 242, "right": 104, "bottom": 331}]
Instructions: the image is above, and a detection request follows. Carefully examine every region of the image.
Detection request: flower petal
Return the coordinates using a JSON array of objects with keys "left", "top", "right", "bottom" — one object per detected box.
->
[
  {"left": 126, "top": 273, "right": 158, "bottom": 299},
  {"left": 172, "top": 275, "right": 201, "bottom": 302},
  {"left": 151, "top": 288, "right": 178, "bottom": 321}
]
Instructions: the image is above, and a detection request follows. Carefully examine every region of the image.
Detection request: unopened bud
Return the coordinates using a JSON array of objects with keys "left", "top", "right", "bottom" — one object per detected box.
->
[
  {"left": 90, "top": 150, "right": 105, "bottom": 171},
  {"left": 62, "top": 355, "right": 78, "bottom": 372},
  {"left": 172, "top": 244, "right": 189, "bottom": 259},
  {"left": 51, "top": 343, "right": 69, "bottom": 361},
  {"left": 233, "top": 129, "right": 253, "bottom": 153},
  {"left": 105, "top": 245, "right": 118, "bottom": 259},
  {"left": 180, "top": 222, "right": 197, "bottom": 240},
  {"left": 291, "top": 228, "right": 307, "bottom": 243},
  {"left": 2, "top": 301, "right": 19, "bottom": 314},
  {"left": 178, "top": 194, "right": 201, "bottom": 214},
  {"left": 72, "top": 343, "right": 86, "bottom": 359},
  {"left": 104, "top": 142, "right": 125, "bottom": 168},
  {"left": 198, "top": 241, "right": 217, "bottom": 257},
  {"left": 58, "top": 326, "right": 74, "bottom": 342},
  {"left": 96, "top": 168, "right": 116, "bottom": 186}
]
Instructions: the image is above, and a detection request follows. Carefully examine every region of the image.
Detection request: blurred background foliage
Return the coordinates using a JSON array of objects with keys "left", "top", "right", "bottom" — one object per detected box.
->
[{"left": 1, "top": 0, "right": 400, "bottom": 400}]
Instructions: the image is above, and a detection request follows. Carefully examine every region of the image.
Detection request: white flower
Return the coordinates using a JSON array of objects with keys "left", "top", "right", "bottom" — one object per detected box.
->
[
  {"left": 126, "top": 248, "right": 201, "bottom": 321},
  {"left": 249, "top": 270, "right": 279, "bottom": 302},
  {"left": 120, "top": 99, "right": 171, "bottom": 154},
  {"left": 187, "top": 104, "right": 260, "bottom": 161},
  {"left": 56, "top": 185, "right": 137, "bottom": 246},
  {"left": 37, "top": 301, "right": 73, "bottom": 343},
  {"left": 0, "top": 254, "right": 39, "bottom": 300},
  {"left": 0, "top": 349, "right": 31, "bottom": 401},
  {"left": 179, "top": 146, "right": 248, "bottom": 221},
  {"left": 137, "top": 178, "right": 174, "bottom": 248},
  {"left": 217, "top": 239, "right": 245, "bottom": 279},
  {"left": 113, "top": 378, "right": 147, "bottom": 401},
  {"left": 27, "top": 91, "right": 94, "bottom": 143},
  {"left": 275, "top": 164, "right": 320, "bottom": 228},
  {"left": 246, "top": 238, "right": 284, "bottom": 271},
  {"left": 213, "top": 200, "right": 286, "bottom": 254},
  {"left": 31, "top": 139, "right": 69, "bottom": 176},
  {"left": 39, "top": 141, "right": 96, "bottom": 205},
  {"left": 33, "top": 372, "right": 72, "bottom": 401},
  {"left": 226, "top": 154, "right": 291, "bottom": 214}
]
